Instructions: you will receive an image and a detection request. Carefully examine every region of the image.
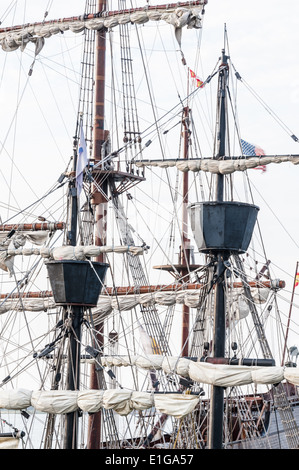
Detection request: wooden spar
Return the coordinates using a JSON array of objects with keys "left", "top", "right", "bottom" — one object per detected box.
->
[
  {"left": 0, "top": 279, "right": 285, "bottom": 300},
  {"left": 0, "top": 222, "right": 64, "bottom": 231},
  {"left": 0, "top": 1, "right": 207, "bottom": 34},
  {"left": 102, "top": 279, "right": 284, "bottom": 294},
  {"left": 0, "top": 290, "right": 53, "bottom": 299}
]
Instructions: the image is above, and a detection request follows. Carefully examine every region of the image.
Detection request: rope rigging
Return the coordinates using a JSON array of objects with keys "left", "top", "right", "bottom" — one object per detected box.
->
[
  {"left": 1, "top": 1, "right": 299, "bottom": 451},
  {"left": 233, "top": 64, "right": 299, "bottom": 144}
]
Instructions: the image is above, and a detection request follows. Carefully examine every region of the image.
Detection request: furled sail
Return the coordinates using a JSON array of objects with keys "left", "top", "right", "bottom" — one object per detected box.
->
[
  {"left": 0, "top": 281, "right": 275, "bottom": 316},
  {"left": 0, "top": 243, "right": 147, "bottom": 274},
  {"left": 1, "top": 361, "right": 299, "bottom": 417},
  {"left": 0, "top": 388, "right": 200, "bottom": 419},
  {"left": 135, "top": 154, "right": 299, "bottom": 174},
  {"left": 0, "top": 2, "right": 205, "bottom": 53},
  {"left": 0, "top": 231, "right": 49, "bottom": 249},
  {"left": 0, "top": 298, "right": 56, "bottom": 314},
  {"left": 92, "top": 289, "right": 253, "bottom": 323},
  {"left": 0, "top": 437, "right": 20, "bottom": 449},
  {"left": 5, "top": 244, "right": 146, "bottom": 259},
  {"left": 101, "top": 355, "right": 299, "bottom": 388},
  {"left": 0, "top": 230, "right": 50, "bottom": 272},
  {"left": 0, "top": 223, "right": 65, "bottom": 272},
  {"left": 0, "top": 286, "right": 271, "bottom": 317}
]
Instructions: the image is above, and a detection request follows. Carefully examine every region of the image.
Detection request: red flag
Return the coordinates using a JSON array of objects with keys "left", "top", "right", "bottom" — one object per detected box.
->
[
  {"left": 295, "top": 273, "right": 299, "bottom": 287},
  {"left": 189, "top": 69, "right": 205, "bottom": 88},
  {"left": 255, "top": 165, "right": 266, "bottom": 172}
]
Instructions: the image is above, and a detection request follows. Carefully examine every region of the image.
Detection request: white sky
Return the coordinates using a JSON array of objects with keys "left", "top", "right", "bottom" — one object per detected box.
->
[{"left": 0, "top": 0, "right": 299, "bottom": 345}]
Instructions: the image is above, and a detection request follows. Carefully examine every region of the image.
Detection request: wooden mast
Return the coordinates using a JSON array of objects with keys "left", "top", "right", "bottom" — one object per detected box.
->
[
  {"left": 181, "top": 105, "right": 191, "bottom": 356},
  {"left": 87, "top": 0, "right": 108, "bottom": 450}
]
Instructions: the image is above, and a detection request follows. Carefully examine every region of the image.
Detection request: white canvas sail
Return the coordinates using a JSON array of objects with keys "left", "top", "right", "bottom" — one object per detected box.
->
[
  {"left": 0, "top": 3, "right": 205, "bottom": 52},
  {"left": 135, "top": 154, "right": 299, "bottom": 173}
]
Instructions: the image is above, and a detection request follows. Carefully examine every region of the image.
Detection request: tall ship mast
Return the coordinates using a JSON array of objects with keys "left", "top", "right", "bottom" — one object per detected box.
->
[{"left": 0, "top": 0, "right": 299, "bottom": 452}]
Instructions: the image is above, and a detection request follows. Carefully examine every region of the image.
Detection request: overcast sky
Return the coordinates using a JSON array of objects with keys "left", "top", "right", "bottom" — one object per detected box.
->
[
  {"left": 1, "top": 0, "right": 299, "bottom": 342},
  {"left": 1, "top": 0, "right": 296, "bottom": 151}
]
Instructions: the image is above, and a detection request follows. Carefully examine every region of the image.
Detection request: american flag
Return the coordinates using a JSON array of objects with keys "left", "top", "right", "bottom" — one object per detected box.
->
[{"left": 241, "top": 139, "right": 266, "bottom": 172}]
